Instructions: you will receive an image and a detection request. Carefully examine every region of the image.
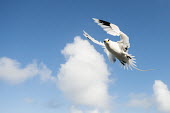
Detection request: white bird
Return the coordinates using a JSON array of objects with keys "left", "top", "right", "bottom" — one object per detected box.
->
[{"left": 83, "top": 18, "right": 153, "bottom": 71}]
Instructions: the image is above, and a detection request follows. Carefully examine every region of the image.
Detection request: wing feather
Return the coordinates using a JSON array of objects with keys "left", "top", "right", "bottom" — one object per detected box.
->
[
  {"left": 93, "top": 18, "right": 121, "bottom": 36},
  {"left": 83, "top": 31, "right": 104, "bottom": 46},
  {"left": 83, "top": 31, "right": 116, "bottom": 63},
  {"left": 93, "top": 18, "right": 130, "bottom": 51}
]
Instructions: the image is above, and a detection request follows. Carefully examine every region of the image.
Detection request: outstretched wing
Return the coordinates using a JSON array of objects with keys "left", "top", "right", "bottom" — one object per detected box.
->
[
  {"left": 83, "top": 31, "right": 116, "bottom": 63},
  {"left": 83, "top": 31, "right": 104, "bottom": 46},
  {"left": 117, "top": 32, "right": 130, "bottom": 52},
  {"left": 93, "top": 18, "right": 121, "bottom": 36},
  {"left": 93, "top": 18, "right": 130, "bottom": 51}
]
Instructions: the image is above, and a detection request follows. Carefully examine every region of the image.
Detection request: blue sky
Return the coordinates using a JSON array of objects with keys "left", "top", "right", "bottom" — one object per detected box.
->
[{"left": 0, "top": 0, "right": 170, "bottom": 113}]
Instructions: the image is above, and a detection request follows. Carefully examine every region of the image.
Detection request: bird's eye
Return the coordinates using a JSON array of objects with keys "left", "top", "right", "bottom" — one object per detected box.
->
[{"left": 108, "top": 40, "right": 110, "bottom": 41}]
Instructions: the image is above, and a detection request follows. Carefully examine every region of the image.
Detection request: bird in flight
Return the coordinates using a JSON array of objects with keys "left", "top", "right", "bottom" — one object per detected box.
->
[{"left": 83, "top": 18, "right": 153, "bottom": 71}]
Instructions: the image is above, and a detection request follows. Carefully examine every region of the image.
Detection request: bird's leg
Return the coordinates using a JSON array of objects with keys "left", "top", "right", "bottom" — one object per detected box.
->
[
  {"left": 121, "top": 60, "right": 126, "bottom": 65},
  {"left": 122, "top": 51, "right": 132, "bottom": 59},
  {"left": 127, "top": 56, "right": 132, "bottom": 59}
]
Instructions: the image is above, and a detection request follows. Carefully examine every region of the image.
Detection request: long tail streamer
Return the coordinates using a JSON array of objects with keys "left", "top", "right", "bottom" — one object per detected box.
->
[{"left": 131, "top": 65, "right": 155, "bottom": 71}]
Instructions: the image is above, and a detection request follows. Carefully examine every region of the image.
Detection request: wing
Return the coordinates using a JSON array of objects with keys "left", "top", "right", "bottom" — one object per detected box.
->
[
  {"left": 83, "top": 31, "right": 116, "bottom": 63},
  {"left": 118, "top": 32, "right": 130, "bottom": 52},
  {"left": 104, "top": 48, "right": 116, "bottom": 63},
  {"left": 93, "top": 18, "right": 121, "bottom": 36},
  {"left": 83, "top": 31, "right": 104, "bottom": 47},
  {"left": 93, "top": 18, "right": 130, "bottom": 51}
]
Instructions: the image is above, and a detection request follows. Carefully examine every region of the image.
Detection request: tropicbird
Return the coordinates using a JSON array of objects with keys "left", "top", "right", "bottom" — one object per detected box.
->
[{"left": 83, "top": 18, "right": 153, "bottom": 71}]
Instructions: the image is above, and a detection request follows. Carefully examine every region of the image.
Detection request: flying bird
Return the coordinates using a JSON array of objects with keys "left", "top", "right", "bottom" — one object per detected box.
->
[{"left": 83, "top": 18, "right": 153, "bottom": 71}]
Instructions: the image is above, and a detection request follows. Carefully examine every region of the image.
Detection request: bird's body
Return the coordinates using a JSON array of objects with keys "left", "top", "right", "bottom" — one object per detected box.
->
[
  {"left": 105, "top": 40, "right": 121, "bottom": 54},
  {"left": 83, "top": 18, "right": 153, "bottom": 71},
  {"left": 104, "top": 39, "right": 135, "bottom": 68}
]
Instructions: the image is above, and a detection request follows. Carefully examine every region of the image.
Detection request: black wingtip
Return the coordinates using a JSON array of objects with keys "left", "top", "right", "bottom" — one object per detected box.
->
[{"left": 98, "top": 19, "right": 110, "bottom": 26}]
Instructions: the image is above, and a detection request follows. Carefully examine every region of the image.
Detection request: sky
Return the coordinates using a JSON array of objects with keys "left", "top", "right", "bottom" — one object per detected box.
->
[{"left": 0, "top": 0, "right": 170, "bottom": 113}]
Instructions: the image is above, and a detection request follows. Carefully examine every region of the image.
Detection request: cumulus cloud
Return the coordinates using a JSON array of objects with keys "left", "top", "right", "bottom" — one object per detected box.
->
[
  {"left": 70, "top": 107, "right": 105, "bottom": 113},
  {"left": 70, "top": 106, "right": 84, "bottom": 113},
  {"left": 87, "top": 109, "right": 101, "bottom": 113},
  {"left": 127, "top": 93, "right": 153, "bottom": 109},
  {"left": 0, "top": 57, "right": 54, "bottom": 84},
  {"left": 57, "top": 37, "right": 111, "bottom": 110},
  {"left": 153, "top": 80, "right": 170, "bottom": 113}
]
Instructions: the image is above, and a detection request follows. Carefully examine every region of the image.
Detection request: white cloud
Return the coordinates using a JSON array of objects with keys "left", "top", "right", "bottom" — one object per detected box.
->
[
  {"left": 38, "top": 62, "right": 55, "bottom": 82},
  {"left": 0, "top": 57, "right": 54, "bottom": 84},
  {"left": 70, "top": 106, "right": 84, "bottom": 113},
  {"left": 70, "top": 107, "right": 108, "bottom": 113},
  {"left": 127, "top": 93, "right": 153, "bottom": 109},
  {"left": 57, "top": 37, "right": 111, "bottom": 110},
  {"left": 153, "top": 80, "right": 170, "bottom": 113},
  {"left": 87, "top": 109, "right": 100, "bottom": 113}
]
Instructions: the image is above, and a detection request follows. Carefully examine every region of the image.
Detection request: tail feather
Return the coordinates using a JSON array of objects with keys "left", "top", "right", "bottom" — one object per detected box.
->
[
  {"left": 121, "top": 54, "right": 154, "bottom": 71},
  {"left": 131, "top": 65, "right": 155, "bottom": 71}
]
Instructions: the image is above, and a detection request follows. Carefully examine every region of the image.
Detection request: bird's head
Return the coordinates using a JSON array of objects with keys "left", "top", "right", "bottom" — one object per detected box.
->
[{"left": 104, "top": 39, "right": 110, "bottom": 43}]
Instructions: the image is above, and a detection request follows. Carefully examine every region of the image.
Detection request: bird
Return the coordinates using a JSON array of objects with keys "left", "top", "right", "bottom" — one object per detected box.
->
[{"left": 83, "top": 18, "right": 153, "bottom": 71}]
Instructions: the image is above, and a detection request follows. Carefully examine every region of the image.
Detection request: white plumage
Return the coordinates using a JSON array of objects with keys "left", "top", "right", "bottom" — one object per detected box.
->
[{"left": 83, "top": 18, "right": 153, "bottom": 71}]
